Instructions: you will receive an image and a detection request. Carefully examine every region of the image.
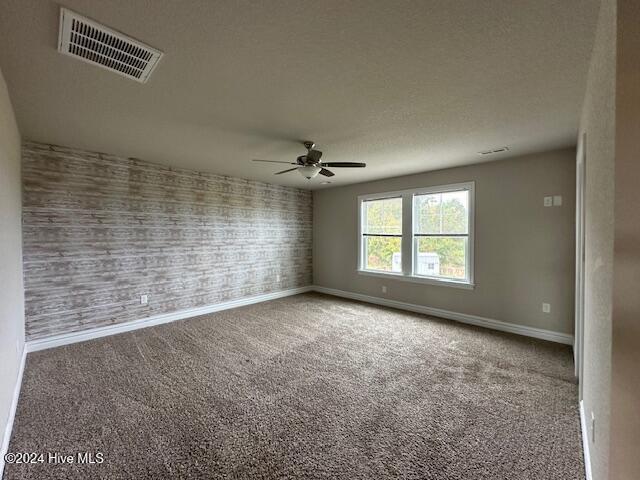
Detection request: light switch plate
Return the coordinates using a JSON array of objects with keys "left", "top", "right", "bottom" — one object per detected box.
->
[
  {"left": 140, "top": 294, "right": 148, "bottom": 305},
  {"left": 553, "top": 195, "right": 563, "bottom": 206},
  {"left": 544, "top": 196, "right": 553, "bottom": 207},
  {"left": 542, "top": 303, "right": 551, "bottom": 313}
]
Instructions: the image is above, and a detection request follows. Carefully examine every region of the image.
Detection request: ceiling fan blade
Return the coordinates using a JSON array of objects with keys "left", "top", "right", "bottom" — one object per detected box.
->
[
  {"left": 252, "top": 159, "right": 297, "bottom": 165},
  {"left": 306, "top": 149, "right": 323, "bottom": 163},
  {"left": 319, "top": 168, "right": 335, "bottom": 177},
  {"left": 274, "top": 168, "right": 298, "bottom": 175},
  {"left": 322, "top": 162, "right": 366, "bottom": 167}
]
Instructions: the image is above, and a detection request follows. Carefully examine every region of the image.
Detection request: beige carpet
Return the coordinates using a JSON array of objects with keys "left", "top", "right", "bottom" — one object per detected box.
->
[{"left": 4, "top": 293, "right": 583, "bottom": 479}]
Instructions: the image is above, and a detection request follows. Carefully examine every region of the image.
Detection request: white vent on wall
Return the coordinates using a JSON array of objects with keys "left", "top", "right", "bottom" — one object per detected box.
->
[
  {"left": 478, "top": 146, "right": 510, "bottom": 155},
  {"left": 57, "top": 8, "right": 163, "bottom": 83}
]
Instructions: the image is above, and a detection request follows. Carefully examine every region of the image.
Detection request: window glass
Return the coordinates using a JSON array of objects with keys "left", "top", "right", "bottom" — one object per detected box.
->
[
  {"left": 364, "top": 236, "right": 402, "bottom": 272},
  {"left": 414, "top": 237, "right": 466, "bottom": 280},
  {"left": 414, "top": 191, "right": 468, "bottom": 234},
  {"left": 363, "top": 197, "right": 402, "bottom": 235}
]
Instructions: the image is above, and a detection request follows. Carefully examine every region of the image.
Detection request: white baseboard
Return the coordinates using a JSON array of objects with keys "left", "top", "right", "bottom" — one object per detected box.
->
[
  {"left": 580, "top": 400, "right": 593, "bottom": 480},
  {"left": 312, "top": 286, "right": 574, "bottom": 345},
  {"left": 26, "top": 286, "right": 314, "bottom": 352},
  {"left": 26, "top": 284, "right": 573, "bottom": 350},
  {"left": 0, "top": 346, "right": 27, "bottom": 479},
  {"left": 27, "top": 284, "right": 573, "bottom": 352}
]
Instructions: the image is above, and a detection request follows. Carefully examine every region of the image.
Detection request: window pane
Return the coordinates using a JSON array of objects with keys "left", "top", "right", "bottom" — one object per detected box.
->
[
  {"left": 364, "top": 236, "right": 402, "bottom": 272},
  {"left": 414, "top": 236, "right": 466, "bottom": 280},
  {"left": 363, "top": 197, "right": 402, "bottom": 235},
  {"left": 414, "top": 190, "right": 468, "bottom": 234}
]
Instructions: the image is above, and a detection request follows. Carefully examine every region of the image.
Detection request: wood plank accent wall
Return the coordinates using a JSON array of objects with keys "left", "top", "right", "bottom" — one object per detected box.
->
[{"left": 21, "top": 141, "right": 312, "bottom": 340}]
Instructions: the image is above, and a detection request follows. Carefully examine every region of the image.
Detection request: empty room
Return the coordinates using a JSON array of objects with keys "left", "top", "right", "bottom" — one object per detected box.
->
[{"left": 0, "top": 1, "right": 638, "bottom": 479}]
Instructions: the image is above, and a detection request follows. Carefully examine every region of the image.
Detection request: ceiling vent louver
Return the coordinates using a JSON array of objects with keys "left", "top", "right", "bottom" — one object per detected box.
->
[{"left": 57, "top": 8, "right": 163, "bottom": 83}]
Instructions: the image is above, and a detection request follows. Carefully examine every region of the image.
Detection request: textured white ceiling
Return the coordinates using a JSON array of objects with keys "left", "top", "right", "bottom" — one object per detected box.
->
[{"left": 0, "top": 0, "right": 599, "bottom": 189}]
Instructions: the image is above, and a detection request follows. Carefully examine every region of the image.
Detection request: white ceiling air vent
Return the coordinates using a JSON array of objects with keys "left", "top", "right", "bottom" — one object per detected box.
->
[
  {"left": 478, "top": 146, "right": 510, "bottom": 155},
  {"left": 57, "top": 8, "right": 163, "bottom": 83}
]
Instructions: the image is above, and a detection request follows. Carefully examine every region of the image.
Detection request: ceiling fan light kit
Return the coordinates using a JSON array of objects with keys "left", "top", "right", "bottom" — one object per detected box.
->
[
  {"left": 252, "top": 140, "right": 366, "bottom": 180},
  {"left": 299, "top": 165, "right": 322, "bottom": 179}
]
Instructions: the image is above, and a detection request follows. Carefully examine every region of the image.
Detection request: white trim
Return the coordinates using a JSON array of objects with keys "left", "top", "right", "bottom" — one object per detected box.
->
[
  {"left": 357, "top": 182, "right": 475, "bottom": 289},
  {"left": 26, "top": 286, "right": 313, "bottom": 352},
  {"left": 580, "top": 400, "right": 593, "bottom": 480},
  {"left": 0, "top": 347, "right": 27, "bottom": 479},
  {"left": 313, "top": 286, "right": 574, "bottom": 345},
  {"left": 356, "top": 269, "right": 475, "bottom": 290},
  {"left": 21, "top": 284, "right": 573, "bottom": 352},
  {"left": 575, "top": 133, "right": 586, "bottom": 383},
  {"left": 356, "top": 182, "right": 475, "bottom": 203}
]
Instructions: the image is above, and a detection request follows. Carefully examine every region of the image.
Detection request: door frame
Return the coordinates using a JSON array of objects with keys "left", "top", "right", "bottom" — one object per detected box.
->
[{"left": 575, "top": 133, "right": 586, "bottom": 394}]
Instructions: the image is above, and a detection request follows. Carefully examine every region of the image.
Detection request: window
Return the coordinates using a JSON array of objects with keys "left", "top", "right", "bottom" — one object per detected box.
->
[
  {"left": 358, "top": 182, "right": 474, "bottom": 289},
  {"left": 361, "top": 196, "right": 402, "bottom": 273},
  {"left": 413, "top": 189, "right": 470, "bottom": 282}
]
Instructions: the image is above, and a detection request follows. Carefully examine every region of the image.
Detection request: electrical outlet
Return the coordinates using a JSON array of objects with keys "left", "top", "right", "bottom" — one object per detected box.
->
[
  {"left": 542, "top": 303, "right": 551, "bottom": 313},
  {"left": 140, "top": 294, "right": 148, "bottom": 305},
  {"left": 544, "top": 196, "right": 553, "bottom": 207},
  {"left": 381, "top": 285, "right": 387, "bottom": 294},
  {"left": 591, "top": 412, "right": 596, "bottom": 443}
]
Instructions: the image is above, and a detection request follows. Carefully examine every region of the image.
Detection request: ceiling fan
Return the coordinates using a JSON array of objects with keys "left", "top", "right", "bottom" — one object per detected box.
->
[{"left": 252, "top": 141, "right": 366, "bottom": 179}]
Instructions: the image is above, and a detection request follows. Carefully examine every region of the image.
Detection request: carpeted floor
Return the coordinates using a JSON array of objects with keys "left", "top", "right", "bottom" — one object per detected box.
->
[{"left": 4, "top": 293, "right": 583, "bottom": 480}]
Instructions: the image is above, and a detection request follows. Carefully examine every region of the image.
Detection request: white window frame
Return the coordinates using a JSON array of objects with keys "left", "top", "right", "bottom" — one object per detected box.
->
[{"left": 357, "top": 182, "right": 475, "bottom": 290}]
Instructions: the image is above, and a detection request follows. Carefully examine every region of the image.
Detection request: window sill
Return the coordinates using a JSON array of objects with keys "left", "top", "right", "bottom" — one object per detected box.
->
[{"left": 356, "top": 269, "right": 475, "bottom": 290}]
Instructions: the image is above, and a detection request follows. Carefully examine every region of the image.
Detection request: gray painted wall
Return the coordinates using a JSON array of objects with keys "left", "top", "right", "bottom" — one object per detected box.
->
[
  {"left": 313, "top": 148, "right": 576, "bottom": 334},
  {"left": 0, "top": 68, "right": 24, "bottom": 456},
  {"left": 578, "top": 0, "right": 615, "bottom": 478},
  {"left": 22, "top": 142, "right": 312, "bottom": 340}
]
